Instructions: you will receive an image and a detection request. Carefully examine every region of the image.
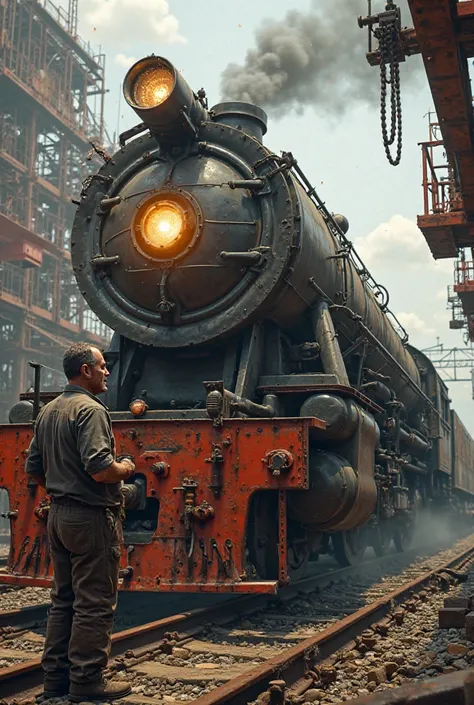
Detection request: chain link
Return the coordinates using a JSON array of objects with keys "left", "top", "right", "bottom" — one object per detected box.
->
[{"left": 376, "top": 21, "right": 402, "bottom": 166}]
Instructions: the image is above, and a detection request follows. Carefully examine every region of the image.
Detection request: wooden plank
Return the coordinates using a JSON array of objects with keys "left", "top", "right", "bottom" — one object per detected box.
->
[
  {"left": 185, "top": 640, "right": 277, "bottom": 659},
  {"left": 132, "top": 662, "right": 248, "bottom": 683},
  {"left": 259, "top": 612, "right": 338, "bottom": 624},
  {"left": 0, "top": 647, "right": 37, "bottom": 659},
  {"left": 21, "top": 631, "right": 45, "bottom": 644},
  {"left": 224, "top": 628, "right": 317, "bottom": 642}
]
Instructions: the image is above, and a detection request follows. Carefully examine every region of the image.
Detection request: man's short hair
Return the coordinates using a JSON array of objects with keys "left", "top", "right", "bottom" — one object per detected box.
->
[{"left": 63, "top": 343, "right": 98, "bottom": 380}]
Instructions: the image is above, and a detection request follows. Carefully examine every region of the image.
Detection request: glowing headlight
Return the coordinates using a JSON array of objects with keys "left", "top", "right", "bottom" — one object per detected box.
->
[
  {"left": 132, "top": 66, "right": 174, "bottom": 109},
  {"left": 141, "top": 202, "right": 184, "bottom": 250},
  {"left": 123, "top": 56, "right": 207, "bottom": 141},
  {"left": 133, "top": 191, "right": 201, "bottom": 261}
]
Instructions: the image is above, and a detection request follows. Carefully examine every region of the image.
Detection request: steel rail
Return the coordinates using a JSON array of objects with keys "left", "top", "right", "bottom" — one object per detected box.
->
[
  {"left": 190, "top": 542, "right": 474, "bottom": 705},
  {"left": 1, "top": 541, "right": 473, "bottom": 701},
  {"left": 0, "top": 595, "right": 261, "bottom": 698},
  {"left": 0, "top": 548, "right": 424, "bottom": 698},
  {"left": 0, "top": 556, "right": 379, "bottom": 698},
  {"left": 0, "top": 603, "right": 49, "bottom": 628}
]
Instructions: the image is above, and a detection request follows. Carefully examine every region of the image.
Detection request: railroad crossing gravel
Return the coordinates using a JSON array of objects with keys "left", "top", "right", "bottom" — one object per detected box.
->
[{"left": 0, "top": 586, "right": 50, "bottom": 612}]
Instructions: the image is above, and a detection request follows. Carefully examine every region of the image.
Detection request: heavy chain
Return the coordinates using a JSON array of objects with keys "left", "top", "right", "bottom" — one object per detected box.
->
[{"left": 376, "top": 21, "right": 402, "bottom": 166}]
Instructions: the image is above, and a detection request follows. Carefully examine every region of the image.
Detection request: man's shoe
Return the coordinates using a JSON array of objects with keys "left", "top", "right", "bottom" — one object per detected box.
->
[
  {"left": 40, "top": 681, "right": 70, "bottom": 699},
  {"left": 69, "top": 678, "right": 132, "bottom": 702}
]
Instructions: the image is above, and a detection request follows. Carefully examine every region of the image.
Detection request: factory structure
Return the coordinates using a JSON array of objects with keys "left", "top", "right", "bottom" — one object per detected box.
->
[{"left": 0, "top": 0, "right": 111, "bottom": 422}]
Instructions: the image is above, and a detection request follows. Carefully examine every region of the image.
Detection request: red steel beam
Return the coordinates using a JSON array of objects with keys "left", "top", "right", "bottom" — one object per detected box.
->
[
  {"left": 408, "top": 0, "right": 474, "bottom": 219},
  {"left": 0, "top": 213, "right": 59, "bottom": 255}
]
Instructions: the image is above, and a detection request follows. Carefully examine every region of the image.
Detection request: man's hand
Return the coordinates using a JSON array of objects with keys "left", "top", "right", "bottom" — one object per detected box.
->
[
  {"left": 93, "top": 457, "right": 136, "bottom": 484},
  {"left": 121, "top": 457, "right": 135, "bottom": 479}
]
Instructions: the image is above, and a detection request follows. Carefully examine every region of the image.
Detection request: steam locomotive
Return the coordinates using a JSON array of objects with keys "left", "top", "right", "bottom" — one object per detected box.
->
[{"left": 1, "top": 57, "right": 473, "bottom": 594}]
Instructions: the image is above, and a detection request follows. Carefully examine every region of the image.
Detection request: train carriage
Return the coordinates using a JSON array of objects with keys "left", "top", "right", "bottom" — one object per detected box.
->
[{"left": 451, "top": 410, "right": 474, "bottom": 511}]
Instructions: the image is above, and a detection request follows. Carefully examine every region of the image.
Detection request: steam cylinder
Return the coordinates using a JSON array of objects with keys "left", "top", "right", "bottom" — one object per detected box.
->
[{"left": 72, "top": 102, "right": 421, "bottom": 408}]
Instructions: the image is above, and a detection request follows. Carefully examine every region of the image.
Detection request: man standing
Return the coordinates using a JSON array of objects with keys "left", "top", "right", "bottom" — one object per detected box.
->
[{"left": 26, "top": 343, "right": 135, "bottom": 702}]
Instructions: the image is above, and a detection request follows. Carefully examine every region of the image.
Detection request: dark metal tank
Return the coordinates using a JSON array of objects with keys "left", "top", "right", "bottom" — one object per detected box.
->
[{"left": 72, "top": 102, "right": 420, "bottom": 408}]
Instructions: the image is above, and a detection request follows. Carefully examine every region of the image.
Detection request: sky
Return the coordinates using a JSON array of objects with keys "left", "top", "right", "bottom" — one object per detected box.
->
[{"left": 66, "top": 0, "right": 474, "bottom": 430}]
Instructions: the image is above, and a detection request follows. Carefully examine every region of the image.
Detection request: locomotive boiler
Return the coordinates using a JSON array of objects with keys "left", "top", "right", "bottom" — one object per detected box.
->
[{"left": 0, "top": 57, "right": 465, "bottom": 593}]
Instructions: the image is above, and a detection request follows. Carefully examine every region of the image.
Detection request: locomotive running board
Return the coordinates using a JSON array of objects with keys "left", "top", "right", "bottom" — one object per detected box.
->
[{"left": 0, "top": 572, "right": 279, "bottom": 594}]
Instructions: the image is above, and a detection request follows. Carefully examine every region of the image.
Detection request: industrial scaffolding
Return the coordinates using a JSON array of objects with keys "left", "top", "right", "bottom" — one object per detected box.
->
[{"left": 0, "top": 0, "right": 111, "bottom": 421}]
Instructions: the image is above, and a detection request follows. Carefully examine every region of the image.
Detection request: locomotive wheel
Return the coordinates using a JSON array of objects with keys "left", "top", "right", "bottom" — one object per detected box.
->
[
  {"left": 287, "top": 520, "right": 310, "bottom": 581},
  {"left": 372, "top": 521, "right": 393, "bottom": 557},
  {"left": 393, "top": 517, "right": 415, "bottom": 553},
  {"left": 332, "top": 527, "right": 368, "bottom": 567}
]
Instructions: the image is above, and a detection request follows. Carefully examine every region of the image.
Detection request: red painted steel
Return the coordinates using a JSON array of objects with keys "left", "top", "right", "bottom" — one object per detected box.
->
[
  {"left": 408, "top": 1, "right": 474, "bottom": 258},
  {"left": 0, "top": 417, "right": 324, "bottom": 593},
  {"left": 0, "top": 241, "right": 43, "bottom": 268}
]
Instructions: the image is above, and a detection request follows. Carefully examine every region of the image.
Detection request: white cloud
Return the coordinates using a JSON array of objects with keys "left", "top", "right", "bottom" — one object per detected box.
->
[
  {"left": 115, "top": 53, "right": 138, "bottom": 69},
  {"left": 354, "top": 214, "right": 451, "bottom": 274},
  {"left": 351, "top": 215, "right": 458, "bottom": 348},
  {"left": 432, "top": 310, "right": 450, "bottom": 325},
  {"left": 79, "top": 0, "right": 187, "bottom": 48},
  {"left": 395, "top": 311, "right": 436, "bottom": 337}
]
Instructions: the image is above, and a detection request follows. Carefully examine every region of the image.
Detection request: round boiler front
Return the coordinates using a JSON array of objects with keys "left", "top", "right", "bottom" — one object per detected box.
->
[
  {"left": 100, "top": 159, "right": 260, "bottom": 317},
  {"left": 72, "top": 120, "right": 296, "bottom": 347}
]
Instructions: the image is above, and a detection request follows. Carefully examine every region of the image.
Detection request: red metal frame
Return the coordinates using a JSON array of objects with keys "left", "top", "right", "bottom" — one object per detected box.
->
[
  {"left": 0, "top": 416, "right": 324, "bottom": 593},
  {"left": 417, "top": 119, "right": 469, "bottom": 259},
  {"left": 408, "top": 1, "right": 474, "bottom": 259},
  {"left": 454, "top": 258, "right": 474, "bottom": 290},
  {"left": 451, "top": 255, "right": 474, "bottom": 341}
]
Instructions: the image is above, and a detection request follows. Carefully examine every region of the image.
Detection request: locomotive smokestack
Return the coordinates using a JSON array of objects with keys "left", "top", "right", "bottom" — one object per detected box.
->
[
  {"left": 123, "top": 56, "right": 207, "bottom": 142},
  {"left": 211, "top": 102, "right": 268, "bottom": 142}
]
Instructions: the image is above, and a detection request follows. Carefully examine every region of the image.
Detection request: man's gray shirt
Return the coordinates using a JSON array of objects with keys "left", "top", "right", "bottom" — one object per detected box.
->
[{"left": 26, "top": 384, "right": 121, "bottom": 508}]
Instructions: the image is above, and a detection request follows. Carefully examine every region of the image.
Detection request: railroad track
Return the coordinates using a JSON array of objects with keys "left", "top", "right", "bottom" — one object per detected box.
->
[
  {"left": 0, "top": 529, "right": 471, "bottom": 635},
  {"left": 2, "top": 534, "right": 474, "bottom": 705}
]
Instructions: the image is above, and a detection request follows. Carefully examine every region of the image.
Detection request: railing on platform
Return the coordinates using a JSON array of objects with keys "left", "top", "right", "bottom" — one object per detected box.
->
[
  {"left": 0, "top": 263, "right": 26, "bottom": 304},
  {"left": 454, "top": 259, "right": 474, "bottom": 287},
  {"left": 420, "top": 120, "right": 462, "bottom": 216}
]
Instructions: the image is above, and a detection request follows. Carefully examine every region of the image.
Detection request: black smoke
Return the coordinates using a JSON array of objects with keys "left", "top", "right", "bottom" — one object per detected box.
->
[{"left": 220, "top": 0, "right": 421, "bottom": 117}]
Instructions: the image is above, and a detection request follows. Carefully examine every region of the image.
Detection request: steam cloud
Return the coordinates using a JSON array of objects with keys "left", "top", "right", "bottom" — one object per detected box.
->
[{"left": 221, "top": 0, "right": 420, "bottom": 117}]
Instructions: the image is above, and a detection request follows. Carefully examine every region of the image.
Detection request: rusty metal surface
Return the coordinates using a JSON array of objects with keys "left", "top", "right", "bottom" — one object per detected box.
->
[
  {"left": 0, "top": 553, "right": 419, "bottom": 699},
  {"left": 0, "top": 0, "right": 110, "bottom": 421},
  {"left": 0, "top": 417, "right": 320, "bottom": 593},
  {"left": 451, "top": 410, "right": 474, "bottom": 495},
  {"left": 366, "top": 27, "right": 420, "bottom": 65}
]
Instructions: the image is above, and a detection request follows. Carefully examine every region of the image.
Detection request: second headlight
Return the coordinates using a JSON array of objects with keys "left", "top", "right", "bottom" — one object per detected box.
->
[{"left": 123, "top": 56, "right": 207, "bottom": 141}]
